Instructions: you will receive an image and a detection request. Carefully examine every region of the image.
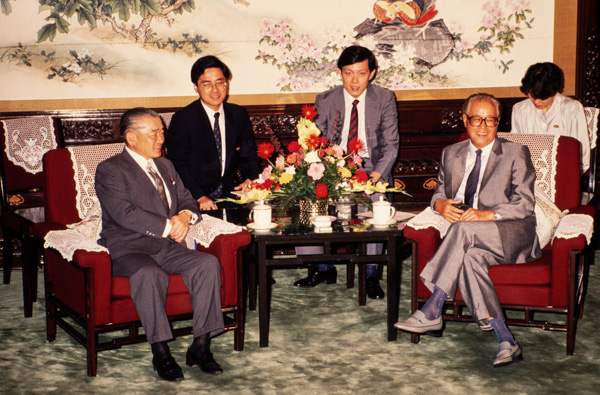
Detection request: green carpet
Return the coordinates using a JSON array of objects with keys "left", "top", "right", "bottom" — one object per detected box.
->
[{"left": 1, "top": 255, "right": 600, "bottom": 394}]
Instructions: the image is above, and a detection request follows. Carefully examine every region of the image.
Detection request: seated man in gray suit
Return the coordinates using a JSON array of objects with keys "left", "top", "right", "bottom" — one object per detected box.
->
[
  {"left": 294, "top": 45, "right": 399, "bottom": 300},
  {"left": 95, "top": 108, "right": 225, "bottom": 381},
  {"left": 394, "top": 93, "right": 541, "bottom": 367}
]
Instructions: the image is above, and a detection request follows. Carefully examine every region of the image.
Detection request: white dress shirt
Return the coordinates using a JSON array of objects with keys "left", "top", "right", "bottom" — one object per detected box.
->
[
  {"left": 341, "top": 89, "right": 369, "bottom": 158},
  {"left": 511, "top": 93, "right": 589, "bottom": 172},
  {"left": 454, "top": 140, "right": 495, "bottom": 210}
]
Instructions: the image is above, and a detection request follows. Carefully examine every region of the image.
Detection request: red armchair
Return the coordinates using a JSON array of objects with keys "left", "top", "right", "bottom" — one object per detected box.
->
[
  {"left": 31, "top": 145, "right": 251, "bottom": 376},
  {"left": 403, "top": 133, "right": 595, "bottom": 355}
]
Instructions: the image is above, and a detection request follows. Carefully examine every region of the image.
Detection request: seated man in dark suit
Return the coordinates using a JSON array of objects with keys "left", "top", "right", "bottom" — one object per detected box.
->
[
  {"left": 167, "top": 55, "right": 261, "bottom": 211},
  {"left": 95, "top": 108, "right": 225, "bottom": 381},
  {"left": 394, "top": 93, "right": 541, "bottom": 367}
]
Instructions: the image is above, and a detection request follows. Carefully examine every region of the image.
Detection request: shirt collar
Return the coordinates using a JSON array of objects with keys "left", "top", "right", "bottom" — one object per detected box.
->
[
  {"left": 469, "top": 139, "right": 495, "bottom": 156},
  {"left": 343, "top": 87, "right": 367, "bottom": 106},
  {"left": 201, "top": 101, "right": 223, "bottom": 119},
  {"left": 126, "top": 146, "right": 154, "bottom": 171}
]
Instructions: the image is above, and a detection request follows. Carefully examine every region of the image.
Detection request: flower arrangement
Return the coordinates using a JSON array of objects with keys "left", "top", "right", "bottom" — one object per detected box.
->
[{"left": 218, "top": 105, "right": 410, "bottom": 215}]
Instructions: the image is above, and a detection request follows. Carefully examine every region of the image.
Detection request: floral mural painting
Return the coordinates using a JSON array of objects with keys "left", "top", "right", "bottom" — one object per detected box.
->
[
  {"left": 0, "top": 1, "right": 554, "bottom": 104},
  {"left": 256, "top": 0, "right": 537, "bottom": 92}
]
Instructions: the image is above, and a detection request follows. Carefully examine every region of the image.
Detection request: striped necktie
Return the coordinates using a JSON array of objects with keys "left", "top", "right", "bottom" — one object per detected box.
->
[
  {"left": 464, "top": 149, "right": 482, "bottom": 208},
  {"left": 348, "top": 99, "right": 359, "bottom": 147},
  {"left": 147, "top": 163, "right": 169, "bottom": 213}
]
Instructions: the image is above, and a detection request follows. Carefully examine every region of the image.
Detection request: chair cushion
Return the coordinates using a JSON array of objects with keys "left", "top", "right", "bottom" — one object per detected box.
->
[{"left": 111, "top": 274, "right": 191, "bottom": 298}]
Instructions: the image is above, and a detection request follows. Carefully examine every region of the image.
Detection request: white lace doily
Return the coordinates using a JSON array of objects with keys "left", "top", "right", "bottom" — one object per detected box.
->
[
  {"left": 584, "top": 107, "right": 598, "bottom": 150},
  {"left": 44, "top": 229, "right": 109, "bottom": 261},
  {"left": 405, "top": 207, "right": 451, "bottom": 238},
  {"left": 498, "top": 133, "right": 558, "bottom": 202},
  {"left": 553, "top": 213, "right": 594, "bottom": 244},
  {"left": 186, "top": 215, "right": 245, "bottom": 248},
  {"left": 1, "top": 116, "right": 57, "bottom": 174},
  {"left": 160, "top": 112, "right": 175, "bottom": 129},
  {"left": 68, "top": 143, "right": 125, "bottom": 219}
]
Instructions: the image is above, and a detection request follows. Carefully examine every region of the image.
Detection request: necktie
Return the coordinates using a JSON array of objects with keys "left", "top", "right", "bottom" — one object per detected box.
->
[
  {"left": 147, "top": 163, "right": 169, "bottom": 213},
  {"left": 464, "top": 149, "right": 482, "bottom": 208},
  {"left": 348, "top": 99, "right": 359, "bottom": 148},
  {"left": 210, "top": 112, "right": 223, "bottom": 199}
]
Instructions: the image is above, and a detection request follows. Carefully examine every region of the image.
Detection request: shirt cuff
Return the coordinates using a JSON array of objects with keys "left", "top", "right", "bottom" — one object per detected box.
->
[
  {"left": 494, "top": 213, "right": 502, "bottom": 220},
  {"left": 162, "top": 219, "right": 171, "bottom": 238}
]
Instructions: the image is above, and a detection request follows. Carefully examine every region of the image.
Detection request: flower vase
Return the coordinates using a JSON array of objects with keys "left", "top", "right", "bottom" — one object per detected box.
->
[{"left": 298, "top": 198, "right": 328, "bottom": 226}]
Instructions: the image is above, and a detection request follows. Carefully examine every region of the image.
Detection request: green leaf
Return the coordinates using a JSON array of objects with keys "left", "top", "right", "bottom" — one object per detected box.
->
[
  {"left": 1, "top": 0, "right": 13, "bottom": 16},
  {"left": 105, "top": 0, "right": 132, "bottom": 21},
  {"left": 139, "top": 0, "right": 161, "bottom": 18},
  {"left": 37, "top": 23, "right": 57, "bottom": 43},
  {"left": 55, "top": 15, "right": 71, "bottom": 33},
  {"left": 64, "top": 2, "right": 77, "bottom": 17}
]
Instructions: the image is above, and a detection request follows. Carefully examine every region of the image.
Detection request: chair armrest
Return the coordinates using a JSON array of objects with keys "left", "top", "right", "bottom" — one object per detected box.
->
[{"left": 196, "top": 230, "right": 251, "bottom": 307}]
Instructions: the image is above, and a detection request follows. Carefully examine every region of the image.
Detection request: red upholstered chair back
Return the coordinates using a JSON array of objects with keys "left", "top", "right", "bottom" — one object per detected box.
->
[
  {"left": 459, "top": 133, "right": 581, "bottom": 211},
  {"left": 42, "top": 144, "right": 124, "bottom": 225}
]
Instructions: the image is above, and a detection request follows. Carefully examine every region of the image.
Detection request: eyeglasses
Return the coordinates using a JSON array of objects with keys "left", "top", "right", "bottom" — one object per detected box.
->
[
  {"left": 467, "top": 115, "right": 499, "bottom": 127},
  {"left": 199, "top": 79, "right": 227, "bottom": 91}
]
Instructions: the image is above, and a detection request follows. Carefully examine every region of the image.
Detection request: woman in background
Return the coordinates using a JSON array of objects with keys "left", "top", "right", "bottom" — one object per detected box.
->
[{"left": 511, "top": 62, "right": 589, "bottom": 174}]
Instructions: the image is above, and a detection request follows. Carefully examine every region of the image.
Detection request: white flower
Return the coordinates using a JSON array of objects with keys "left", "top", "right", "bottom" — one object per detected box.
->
[
  {"left": 356, "top": 35, "right": 378, "bottom": 53},
  {"left": 285, "top": 166, "right": 296, "bottom": 175},
  {"left": 304, "top": 150, "right": 321, "bottom": 163},
  {"left": 78, "top": 48, "right": 93, "bottom": 60}
]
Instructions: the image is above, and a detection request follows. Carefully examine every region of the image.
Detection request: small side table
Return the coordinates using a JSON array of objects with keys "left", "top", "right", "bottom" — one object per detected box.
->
[{"left": 13, "top": 207, "right": 45, "bottom": 317}]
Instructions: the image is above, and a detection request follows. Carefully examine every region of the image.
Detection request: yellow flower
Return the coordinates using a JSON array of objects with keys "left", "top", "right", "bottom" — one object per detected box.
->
[
  {"left": 239, "top": 189, "right": 271, "bottom": 203},
  {"left": 279, "top": 172, "right": 293, "bottom": 184},
  {"left": 374, "top": 182, "right": 389, "bottom": 193},
  {"left": 339, "top": 167, "right": 352, "bottom": 178}
]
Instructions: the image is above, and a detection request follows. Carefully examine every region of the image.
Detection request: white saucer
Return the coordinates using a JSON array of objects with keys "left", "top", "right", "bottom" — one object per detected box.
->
[
  {"left": 309, "top": 215, "right": 337, "bottom": 224},
  {"left": 247, "top": 222, "right": 277, "bottom": 231},
  {"left": 366, "top": 218, "right": 396, "bottom": 228}
]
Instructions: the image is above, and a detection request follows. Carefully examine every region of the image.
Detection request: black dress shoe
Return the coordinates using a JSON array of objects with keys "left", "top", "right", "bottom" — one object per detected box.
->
[
  {"left": 152, "top": 355, "right": 184, "bottom": 381},
  {"left": 366, "top": 277, "right": 385, "bottom": 300},
  {"left": 293, "top": 267, "right": 337, "bottom": 287},
  {"left": 186, "top": 349, "right": 223, "bottom": 375}
]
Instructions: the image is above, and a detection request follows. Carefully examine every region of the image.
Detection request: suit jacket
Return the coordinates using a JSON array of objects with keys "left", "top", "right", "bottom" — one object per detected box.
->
[
  {"left": 314, "top": 84, "right": 399, "bottom": 181},
  {"left": 95, "top": 149, "right": 200, "bottom": 260},
  {"left": 166, "top": 100, "right": 260, "bottom": 200},
  {"left": 431, "top": 138, "right": 541, "bottom": 263}
]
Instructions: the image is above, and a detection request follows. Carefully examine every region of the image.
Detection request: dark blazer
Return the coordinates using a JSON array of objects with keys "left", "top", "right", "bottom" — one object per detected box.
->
[
  {"left": 314, "top": 84, "right": 399, "bottom": 182},
  {"left": 95, "top": 149, "right": 200, "bottom": 260},
  {"left": 431, "top": 137, "right": 541, "bottom": 263},
  {"left": 166, "top": 100, "right": 260, "bottom": 200}
]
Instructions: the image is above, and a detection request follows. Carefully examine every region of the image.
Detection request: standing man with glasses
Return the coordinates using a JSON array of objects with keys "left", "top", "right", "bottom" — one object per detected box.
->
[
  {"left": 167, "top": 55, "right": 260, "bottom": 211},
  {"left": 394, "top": 93, "right": 541, "bottom": 367}
]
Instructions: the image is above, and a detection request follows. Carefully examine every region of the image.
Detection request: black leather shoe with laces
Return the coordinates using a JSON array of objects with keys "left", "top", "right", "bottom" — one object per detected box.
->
[
  {"left": 293, "top": 267, "right": 337, "bottom": 287},
  {"left": 366, "top": 277, "right": 385, "bottom": 300},
  {"left": 152, "top": 355, "right": 184, "bottom": 381},
  {"left": 186, "top": 349, "right": 223, "bottom": 375}
]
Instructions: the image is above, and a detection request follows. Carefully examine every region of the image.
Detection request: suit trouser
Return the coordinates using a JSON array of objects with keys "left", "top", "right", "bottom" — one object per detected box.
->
[
  {"left": 112, "top": 240, "right": 224, "bottom": 344},
  {"left": 420, "top": 221, "right": 508, "bottom": 321}
]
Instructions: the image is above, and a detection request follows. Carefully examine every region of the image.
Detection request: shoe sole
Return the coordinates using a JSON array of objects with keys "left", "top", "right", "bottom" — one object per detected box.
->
[
  {"left": 493, "top": 351, "right": 523, "bottom": 368},
  {"left": 293, "top": 279, "right": 337, "bottom": 287}
]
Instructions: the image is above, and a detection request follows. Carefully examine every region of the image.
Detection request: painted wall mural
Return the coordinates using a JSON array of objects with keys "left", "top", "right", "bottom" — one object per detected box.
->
[{"left": 0, "top": 0, "right": 553, "bottom": 102}]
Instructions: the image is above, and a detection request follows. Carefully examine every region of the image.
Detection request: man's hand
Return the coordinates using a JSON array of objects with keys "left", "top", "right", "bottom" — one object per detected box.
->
[
  {"left": 168, "top": 212, "right": 191, "bottom": 243},
  {"left": 434, "top": 199, "right": 497, "bottom": 223},
  {"left": 234, "top": 179, "right": 253, "bottom": 192},
  {"left": 197, "top": 196, "right": 218, "bottom": 211},
  {"left": 369, "top": 171, "right": 382, "bottom": 183}
]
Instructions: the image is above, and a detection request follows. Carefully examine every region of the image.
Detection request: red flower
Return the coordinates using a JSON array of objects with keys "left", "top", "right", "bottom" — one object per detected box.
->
[
  {"left": 354, "top": 170, "right": 369, "bottom": 182},
  {"left": 286, "top": 153, "right": 298, "bottom": 164},
  {"left": 350, "top": 219, "right": 363, "bottom": 226},
  {"left": 257, "top": 143, "right": 275, "bottom": 159},
  {"left": 254, "top": 179, "right": 274, "bottom": 190},
  {"left": 305, "top": 134, "right": 321, "bottom": 149},
  {"left": 319, "top": 137, "right": 328, "bottom": 147},
  {"left": 288, "top": 141, "right": 301, "bottom": 153},
  {"left": 302, "top": 105, "right": 317, "bottom": 120},
  {"left": 347, "top": 138, "right": 365, "bottom": 154},
  {"left": 315, "top": 183, "right": 328, "bottom": 199}
]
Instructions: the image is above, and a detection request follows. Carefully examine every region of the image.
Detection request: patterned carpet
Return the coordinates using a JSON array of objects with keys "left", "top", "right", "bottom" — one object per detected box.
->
[{"left": 1, "top": 255, "right": 600, "bottom": 394}]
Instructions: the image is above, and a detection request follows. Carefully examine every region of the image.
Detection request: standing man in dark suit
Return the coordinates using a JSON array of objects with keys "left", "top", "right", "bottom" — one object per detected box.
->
[
  {"left": 167, "top": 55, "right": 261, "bottom": 211},
  {"left": 294, "top": 45, "right": 399, "bottom": 299},
  {"left": 394, "top": 93, "right": 541, "bottom": 367},
  {"left": 96, "top": 108, "right": 225, "bottom": 381}
]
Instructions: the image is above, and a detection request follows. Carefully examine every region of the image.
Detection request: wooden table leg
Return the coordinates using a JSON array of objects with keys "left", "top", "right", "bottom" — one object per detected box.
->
[
  {"left": 258, "top": 241, "right": 270, "bottom": 347},
  {"left": 387, "top": 235, "right": 399, "bottom": 341}
]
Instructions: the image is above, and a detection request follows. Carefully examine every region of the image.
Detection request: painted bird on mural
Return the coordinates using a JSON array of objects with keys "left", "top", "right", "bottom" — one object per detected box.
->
[{"left": 373, "top": 0, "right": 438, "bottom": 25}]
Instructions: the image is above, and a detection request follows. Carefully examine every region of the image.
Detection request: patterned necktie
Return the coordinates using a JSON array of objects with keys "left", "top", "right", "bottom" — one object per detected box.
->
[
  {"left": 210, "top": 112, "right": 223, "bottom": 199},
  {"left": 147, "top": 163, "right": 169, "bottom": 213},
  {"left": 464, "top": 149, "right": 482, "bottom": 208},
  {"left": 348, "top": 99, "right": 359, "bottom": 147}
]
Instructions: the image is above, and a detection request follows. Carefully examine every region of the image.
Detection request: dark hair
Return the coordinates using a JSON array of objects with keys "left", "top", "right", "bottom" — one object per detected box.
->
[
  {"left": 120, "top": 107, "right": 159, "bottom": 139},
  {"left": 337, "top": 45, "right": 377, "bottom": 72},
  {"left": 519, "top": 62, "right": 564, "bottom": 99},
  {"left": 190, "top": 55, "right": 231, "bottom": 84},
  {"left": 462, "top": 93, "right": 502, "bottom": 119}
]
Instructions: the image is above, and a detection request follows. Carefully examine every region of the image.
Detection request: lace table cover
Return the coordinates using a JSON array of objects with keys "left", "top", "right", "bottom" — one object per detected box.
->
[
  {"left": 405, "top": 207, "right": 451, "bottom": 238},
  {"left": 553, "top": 213, "right": 594, "bottom": 244},
  {"left": 584, "top": 107, "right": 598, "bottom": 150},
  {"left": 69, "top": 143, "right": 125, "bottom": 219},
  {"left": 1, "top": 116, "right": 57, "bottom": 174},
  {"left": 45, "top": 214, "right": 244, "bottom": 261}
]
